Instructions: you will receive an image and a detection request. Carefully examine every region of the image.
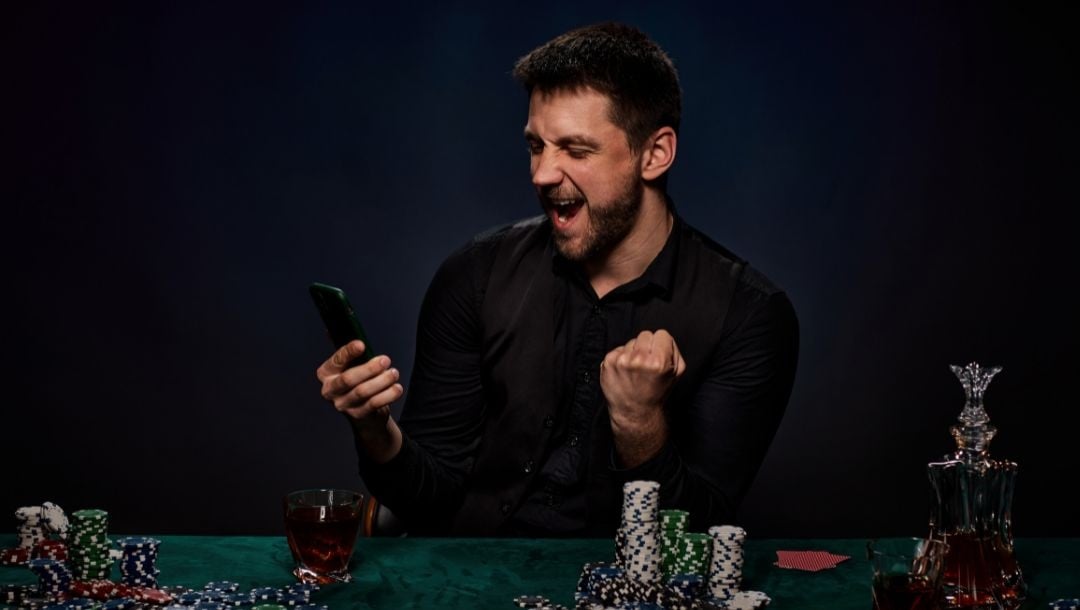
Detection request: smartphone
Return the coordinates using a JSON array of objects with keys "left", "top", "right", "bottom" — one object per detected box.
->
[{"left": 309, "top": 282, "right": 373, "bottom": 367}]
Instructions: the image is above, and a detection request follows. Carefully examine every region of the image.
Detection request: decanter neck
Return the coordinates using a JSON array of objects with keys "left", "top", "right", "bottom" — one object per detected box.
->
[{"left": 950, "top": 423, "right": 996, "bottom": 459}]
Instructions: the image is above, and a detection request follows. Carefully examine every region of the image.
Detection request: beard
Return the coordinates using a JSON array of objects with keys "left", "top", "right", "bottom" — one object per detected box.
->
[{"left": 543, "top": 175, "right": 644, "bottom": 262}]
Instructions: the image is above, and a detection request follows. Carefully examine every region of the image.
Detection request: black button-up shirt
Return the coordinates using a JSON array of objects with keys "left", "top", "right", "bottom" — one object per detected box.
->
[{"left": 357, "top": 211, "right": 799, "bottom": 536}]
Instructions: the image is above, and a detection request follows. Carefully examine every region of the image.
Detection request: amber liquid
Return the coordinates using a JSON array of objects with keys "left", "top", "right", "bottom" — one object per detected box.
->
[
  {"left": 940, "top": 533, "right": 1024, "bottom": 609},
  {"left": 284, "top": 505, "right": 362, "bottom": 583},
  {"left": 873, "top": 574, "right": 943, "bottom": 610}
]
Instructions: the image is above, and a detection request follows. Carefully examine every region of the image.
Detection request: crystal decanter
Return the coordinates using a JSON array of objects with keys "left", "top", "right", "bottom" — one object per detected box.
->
[{"left": 927, "top": 363, "right": 1026, "bottom": 609}]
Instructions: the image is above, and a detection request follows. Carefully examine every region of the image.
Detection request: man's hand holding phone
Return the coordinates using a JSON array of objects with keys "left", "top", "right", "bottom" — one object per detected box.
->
[{"left": 311, "top": 283, "right": 405, "bottom": 464}]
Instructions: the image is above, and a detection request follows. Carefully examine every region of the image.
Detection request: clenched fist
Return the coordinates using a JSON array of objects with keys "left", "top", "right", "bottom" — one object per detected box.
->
[{"left": 600, "top": 329, "right": 686, "bottom": 468}]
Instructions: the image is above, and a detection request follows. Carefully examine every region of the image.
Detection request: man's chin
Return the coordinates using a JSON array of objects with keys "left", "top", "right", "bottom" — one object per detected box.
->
[{"left": 553, "top": 234, "right": 589, "bottom": 262}]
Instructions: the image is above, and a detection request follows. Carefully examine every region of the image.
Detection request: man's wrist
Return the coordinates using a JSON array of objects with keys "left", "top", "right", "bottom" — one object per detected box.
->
[
  {"left": 611, "top": 410, "right": 668, "bottom": 468},
  {"left": 350, "top": 416, "right": 403, "bottom": 464}
]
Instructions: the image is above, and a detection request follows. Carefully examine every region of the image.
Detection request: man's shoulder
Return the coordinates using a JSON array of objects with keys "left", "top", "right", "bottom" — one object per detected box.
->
[
  {"left": 432, "top": 215, "right": 550, "bottom": 282},
  {"left": 472, "top": 215, "right": 549, "bottom": 247},
  {"left": 678, "top": 220, "right": 785, "bottom": 300},
  {"left": 445, "top": 215, "right": 550, "bottom": 263}
]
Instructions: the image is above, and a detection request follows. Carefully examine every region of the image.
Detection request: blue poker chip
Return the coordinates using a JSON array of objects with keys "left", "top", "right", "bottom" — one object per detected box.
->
[
  {"left": 178, "top": 591, "right": 206, "bottom": 604},
  {"left": 192, "top": 602, "right": 227, "bottom": 610},
  {"left": 513, "top": 594, "right": 549, "bottom": 608},
  {"left": 200, "top": 589, "right": 231, "bottom": 602},
  {"left": 278, "top": 591, "right": 310, "bottom": 606},
  {"left": 1051, "top": 600, "right": 1080, "bottom": 610},
  {"left": 285, "top": 582, "right": 319, "bottom": 595},
  {"left": 115, "top": 536, "right": 161, "bottom": 548},
  {"left": 250, "top": 587, "right": 280, "bottom": 601},
  {"left": 204, "top": 581, "right": 241, "bottom": 593},
  {"left": 102, "top": 599, "right": 139, "bottom": 610},
  {"left": 61, "top": 600, "right": 99, "bottom": 610}
]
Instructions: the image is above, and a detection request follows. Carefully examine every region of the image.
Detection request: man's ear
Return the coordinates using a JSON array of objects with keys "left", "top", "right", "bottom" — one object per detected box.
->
[{"left": 640, "top": 127, "right": 677, "bottom": 181}]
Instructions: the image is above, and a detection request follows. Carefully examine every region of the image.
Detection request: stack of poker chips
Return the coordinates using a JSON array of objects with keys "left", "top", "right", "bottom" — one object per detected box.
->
[
  {"left": 670, "top": 532, "right": 712, "bottom": 580},
  {"left": 706, "top": 526, "right": 745, "bottom": 603},
  {"left": 615, "top": 480, "right": 664, "bottom": 585},
  {"left": 659, "top": 509, "right": 689, "bottom": 578},
  {"left": 69, "top": 509, "right": 113, "bottom": 580},
  {"left": 163, "top": 582, "right": 325, "bottom": 610},
  {"left": 562, "top": 480, "right": 772, "bottom": 610},
  {"left": 27, "top": 557, "right": 74, "bottom": 598},
  {"left": 33, "top": 539, "right": 69, "bottom": 562},
  {"left": 15, "top": 506, "right": 49, "bottom": 549},
  {"left": 116, "top": 536, "right": 161, "bottom": 587}
]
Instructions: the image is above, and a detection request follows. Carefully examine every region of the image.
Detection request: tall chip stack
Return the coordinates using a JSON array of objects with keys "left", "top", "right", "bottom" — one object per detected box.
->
[
  {"left": 68, "top": 509, "right": 113, "bottom": 580},
  {"left": 14, "top": 506, "right": 48, "bottom": 549},
  {"left": 706, "top": 526, "right": 746, "bottom": 604},
  {"left": 116, "top": 536, "right": 161, "bottom": 587},
  {"left": 617, "top": 480, "right": 663, "bottom": 585},
  {"left": 26, "top": 558, "right": 74, "bottom": 599},
  {"left": 659, "top": 509, "right": 688, "bottom": 579},
  {"left": 670, "top": 532, "right": 712, "bottom": 581}
]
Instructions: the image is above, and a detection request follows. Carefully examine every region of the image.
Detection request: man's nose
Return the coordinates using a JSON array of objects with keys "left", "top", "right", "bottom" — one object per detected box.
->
[{"left": 531, "top": 149, "right": 563, "bottom": 188}]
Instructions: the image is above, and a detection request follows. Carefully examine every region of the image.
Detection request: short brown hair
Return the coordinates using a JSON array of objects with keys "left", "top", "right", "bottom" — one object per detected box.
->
[{"left": 512, "top": 22, "right": 682, "bottom": 153}]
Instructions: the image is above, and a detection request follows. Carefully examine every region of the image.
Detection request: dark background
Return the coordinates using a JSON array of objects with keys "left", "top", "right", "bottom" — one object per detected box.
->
[{"left": 4, "top": 2, "right": 1076, "bottom": 538}]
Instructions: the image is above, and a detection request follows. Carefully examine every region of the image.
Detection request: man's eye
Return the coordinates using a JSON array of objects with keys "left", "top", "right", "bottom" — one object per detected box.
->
[
  {"left": 527, "top": 143, "right": 543, "bottom": 155},
  {"left": 567, "top": 149, "right": 590, "bottom": 159}
]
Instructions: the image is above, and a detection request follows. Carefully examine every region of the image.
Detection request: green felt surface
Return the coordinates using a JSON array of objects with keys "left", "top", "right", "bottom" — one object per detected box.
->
[{"left": 2, "top": 535, "right": 1078, "bottom": 609}]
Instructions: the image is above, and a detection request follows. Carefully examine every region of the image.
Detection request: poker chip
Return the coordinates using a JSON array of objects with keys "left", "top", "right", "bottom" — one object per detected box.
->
[
  {"left": 101, "top": 598, "right": 139, "bottom": 610},
  {"left": 1051, "top": 600, "right": 1080, "bottom": 610},
  {"left": 0, "top": 546, "right": 31, "bottom": 565},
  {"left": 131, "top": 585, "right": 175, "bottom": 604},
  {"left": 570, "top": 480, "right": 768, "bottom": 610},
  {"left": 204, "top": 581, "right": 241, "bottom": 593},
  {"left": 513, "top": 594, "right": 550, "bottom": 607},
  {"left": 250, "top": 586, "right": 281, "bottom": 602},
  {"left": 277, "top": 591, "right": 312, "bottom": 606},
  {"left": 62, "top": 600, "right": 100, "bottom": 609},
  {"left": 178, "top": 590, "right": 207, "bottom": 604}
]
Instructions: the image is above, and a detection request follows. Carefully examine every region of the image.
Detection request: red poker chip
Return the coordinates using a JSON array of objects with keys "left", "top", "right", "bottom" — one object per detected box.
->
[
  {"left": 70, "top": 579, "right": 123, "bottom": 600},
  {"left": 32, "top": 539, "right": 69, "bottom": 561},
  {"left": 0, "top": 547, "right": 31, "bottom": 565},
  {"left": 130, "top": 586, "right": 174, "bottom": 604}
]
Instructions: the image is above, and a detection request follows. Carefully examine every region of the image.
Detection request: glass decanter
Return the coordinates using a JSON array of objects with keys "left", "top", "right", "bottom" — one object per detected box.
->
[{"left": 927, "top": 363, "right": 1026, "bottom": 609}]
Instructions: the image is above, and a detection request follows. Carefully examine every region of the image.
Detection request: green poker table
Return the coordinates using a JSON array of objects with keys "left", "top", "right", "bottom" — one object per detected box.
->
[{"left": 2, "top": 535, "right": 1078, "bottom": 609}]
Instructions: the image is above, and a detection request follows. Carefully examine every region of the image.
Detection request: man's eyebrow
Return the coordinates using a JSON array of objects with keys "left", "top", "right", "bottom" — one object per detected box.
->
[{"left": 522, "top": 130, "right": 601, "bottom": 149}]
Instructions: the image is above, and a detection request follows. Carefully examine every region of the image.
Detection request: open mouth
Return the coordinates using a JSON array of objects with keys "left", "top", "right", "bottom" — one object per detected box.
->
[{"left": 549, "top": 199, "right": 585, "bottom": 228}]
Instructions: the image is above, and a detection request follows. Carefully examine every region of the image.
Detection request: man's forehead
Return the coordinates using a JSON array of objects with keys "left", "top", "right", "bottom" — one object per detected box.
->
[{"left": 524, "top": 86, "right": 620, "bottom": 135}]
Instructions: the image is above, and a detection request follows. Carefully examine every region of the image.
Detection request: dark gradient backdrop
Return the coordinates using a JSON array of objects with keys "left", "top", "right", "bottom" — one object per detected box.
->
[{"left": 4, "top": 2, "right": 1077, "bottom": 538}]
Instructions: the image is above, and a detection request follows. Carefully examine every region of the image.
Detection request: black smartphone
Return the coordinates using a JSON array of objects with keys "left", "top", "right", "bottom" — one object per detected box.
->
[{"left": 309, "top": 282, "right": 374, "bottom": 367}]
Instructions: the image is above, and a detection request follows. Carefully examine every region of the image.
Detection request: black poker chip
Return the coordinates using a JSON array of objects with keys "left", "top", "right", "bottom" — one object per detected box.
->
[{"left": 513, "top": 594, "right": 550, "bottom": 608}]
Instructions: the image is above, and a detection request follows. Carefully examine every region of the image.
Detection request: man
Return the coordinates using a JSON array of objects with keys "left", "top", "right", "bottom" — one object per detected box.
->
[{"left": 317, "top": 22, "right": 798, "bottom": 536}]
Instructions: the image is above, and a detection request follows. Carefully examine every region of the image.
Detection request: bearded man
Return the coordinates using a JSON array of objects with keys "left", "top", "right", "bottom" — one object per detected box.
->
[{"left": 317, "top": 22, "right": 799, "bottom": 536}]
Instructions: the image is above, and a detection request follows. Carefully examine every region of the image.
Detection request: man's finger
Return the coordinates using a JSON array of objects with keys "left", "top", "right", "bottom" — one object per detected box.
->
[{"left": 330, "top": 340, "right": 367, "bottom": 369}]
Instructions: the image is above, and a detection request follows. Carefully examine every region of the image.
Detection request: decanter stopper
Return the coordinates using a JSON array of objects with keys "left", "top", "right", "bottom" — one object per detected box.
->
[{"left": 948, "top": 362, "right": 1001, "bottom": 456}]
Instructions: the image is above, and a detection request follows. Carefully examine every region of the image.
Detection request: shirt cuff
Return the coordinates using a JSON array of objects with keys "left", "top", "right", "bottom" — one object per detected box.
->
[
  {"left": 608, "top": 440, "right": 682, "bottom": 484},
  {"left": 355, "top": 432, "right": 420, "bottom": 503}
]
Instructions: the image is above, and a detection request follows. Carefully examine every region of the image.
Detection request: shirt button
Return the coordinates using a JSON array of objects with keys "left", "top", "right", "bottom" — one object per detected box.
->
[
  {"left": 592, "top": 304, "right": 601, "bottom": 314},
  {"left": 500, "top": 502, "right": 512, "bottom": 515},
  {"left": 543, "top": 416, "right": 555, "bottom": 429},
  {"left": 581, "top": 371, "right": 591, "bottom": 383},
  {"left": 545, "top": 494, "right": 556, "bottom": 507},
  {"left": 569, "top": 435, "right": 580, "bottom": 448},
  {"left": 523, "top": 460, "right": 535, "bottom": 474}
]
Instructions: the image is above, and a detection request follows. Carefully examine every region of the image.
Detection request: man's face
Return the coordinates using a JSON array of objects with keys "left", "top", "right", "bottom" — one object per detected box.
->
[{"left": 524, "top": 87, "right": 643, "bottom": 262}]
